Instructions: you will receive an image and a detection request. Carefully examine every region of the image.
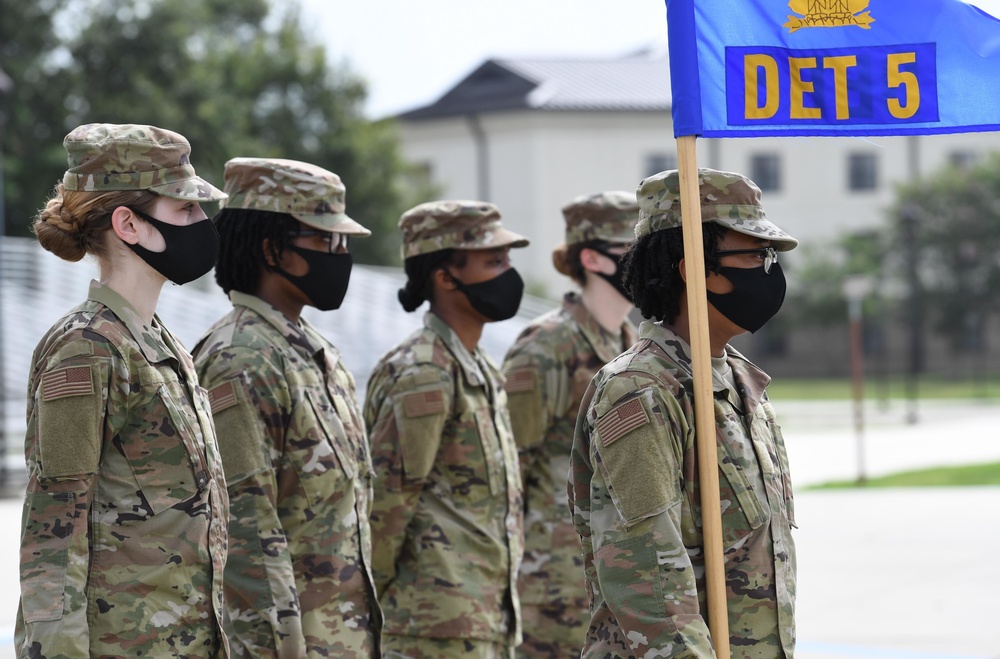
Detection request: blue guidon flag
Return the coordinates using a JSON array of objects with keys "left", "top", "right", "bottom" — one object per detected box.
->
[{"left": 666, "top": 0, "right": 1000, "bottom": 137}]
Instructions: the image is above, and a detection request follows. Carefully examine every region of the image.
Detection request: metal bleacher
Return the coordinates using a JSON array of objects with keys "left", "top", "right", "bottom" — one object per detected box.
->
[{"left": 0, "top": 236, "right": 558, "bottom": 478}]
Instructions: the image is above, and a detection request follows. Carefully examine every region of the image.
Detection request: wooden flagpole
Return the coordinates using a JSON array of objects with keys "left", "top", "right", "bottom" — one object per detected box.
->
[{"left": 676, "top": 134, "right": 730, "bottom": 656}]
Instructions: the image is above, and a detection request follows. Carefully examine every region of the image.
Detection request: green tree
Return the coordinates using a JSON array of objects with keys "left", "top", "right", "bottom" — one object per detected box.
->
[
  {"left": 785, "top": 229, "right": 890, "bottom": 327},
  {"left": 3, "top": 0, "right": 422, "bottom": 264},
  {"left": 888, "top": 154, "right": 1000, "bottom": 352},
  {"left": 0, "top": 0, "right": 76, "bottom": 235}
]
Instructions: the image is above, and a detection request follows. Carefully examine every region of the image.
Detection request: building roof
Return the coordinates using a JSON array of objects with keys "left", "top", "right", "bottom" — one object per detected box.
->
[{"left": 398, "top": 48, "right": 671, "bottom": 120}]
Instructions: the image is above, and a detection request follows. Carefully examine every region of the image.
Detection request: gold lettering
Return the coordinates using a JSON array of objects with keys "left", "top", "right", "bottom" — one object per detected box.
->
[
  {"left": 887, "top": 52, "right": 919, "bottom": 119},
  {"left": 823, "top": 55, "right": 857, "bottom": 120},
  {"left": 745, "top": 55, "right": 780, "bottom": 119},
  {"left": 790, "top": 57, "right": 821, "bottom": 119}
]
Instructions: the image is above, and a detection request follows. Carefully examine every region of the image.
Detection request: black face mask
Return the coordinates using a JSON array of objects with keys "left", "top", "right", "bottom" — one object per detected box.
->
[
  {"left": 449, "top": 267, "right": 524, "bottom": 321},
  {"left": 592, "top": 247, "right": 631, "bottom": 301},
  {"left": 275, "top": 245, "right": 353, "bottom": 311},
  {"left": 706, "top": 262, "right": 787, "bottom": 334},
  {"left": 127, "top": 208, "right": 219, "bottom": 285}
]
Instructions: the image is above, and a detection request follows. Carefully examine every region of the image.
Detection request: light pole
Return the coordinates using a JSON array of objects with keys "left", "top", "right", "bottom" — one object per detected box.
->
[
  {"left": 900, "top": 204, "right": 923, "bottom": 425},
  {"left": 843, "top": 275, "right": 872, "bottom": 484}
]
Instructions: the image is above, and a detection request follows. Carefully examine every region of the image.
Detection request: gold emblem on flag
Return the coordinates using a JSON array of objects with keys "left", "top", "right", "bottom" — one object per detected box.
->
[{"left": 783, "top": 0, "right": 875, "bottom": 33}]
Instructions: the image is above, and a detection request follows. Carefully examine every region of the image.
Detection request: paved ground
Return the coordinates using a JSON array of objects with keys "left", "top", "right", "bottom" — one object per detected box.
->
[{"left": 0, "top": 398, "right": 996, "bottom": 658}]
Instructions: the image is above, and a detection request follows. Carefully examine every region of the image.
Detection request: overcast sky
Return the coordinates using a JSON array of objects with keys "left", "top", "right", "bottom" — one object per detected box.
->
[{"left": 298, "top": 0, "right": 1000, "bottom": 120}]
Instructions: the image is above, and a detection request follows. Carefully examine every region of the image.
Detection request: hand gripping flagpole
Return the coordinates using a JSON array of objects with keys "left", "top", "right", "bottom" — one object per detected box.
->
[{"left": 677, "top": 135, "right": 730, "bottom": 656}]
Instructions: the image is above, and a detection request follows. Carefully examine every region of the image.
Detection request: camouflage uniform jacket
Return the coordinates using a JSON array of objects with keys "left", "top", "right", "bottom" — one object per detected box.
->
[
  {"left": 16, "top": 281, "right": 229, "bottom": 659},
  {"left": 502, "top": 293, "right": 636, "bottom": 628},
  {"left": 363, "top": 312, "right": 523, "bottom": 645},
  {"left": 569, "top": 321, "right": 796, "bottom": 659},
  {"left": 193, "top": 292, "right": 380, "bottom": 658}
]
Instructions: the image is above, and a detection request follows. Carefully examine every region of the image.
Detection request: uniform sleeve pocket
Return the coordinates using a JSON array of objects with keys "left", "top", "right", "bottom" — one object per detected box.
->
[
  {"left": 37, "top": 363, "right": 104, "bottom": 478},
  {"left": 504, "top": 367, "right": 545, "bottom": 450},
  {"left": 207, "top": 377, "right": 269, "bottom": 485},
  {"left": 594, "top": 392, "right": 681, "bottom": 527},
  {"left": 392, "top": 386, "right": 447, "bottom": 482},
  {"left": 19, "top": 491, "right": 81, "bottom": 623}
]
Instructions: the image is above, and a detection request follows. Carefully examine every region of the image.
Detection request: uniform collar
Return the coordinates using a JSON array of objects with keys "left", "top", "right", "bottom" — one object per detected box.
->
[
  {"left": 88, "top": 280, "right": 175, "bottom": 365},
  {"left": 424, "top": 311, "right": 491, "bottom": 388},
  {"left": 563, "top": 291, "right": 637, "bottom": 362},
  {"left": 230, "top": 291, "right": 328, "bottom": 364},
  {"left": 639, "top": 320, "right": 771, "bottom": 413}
]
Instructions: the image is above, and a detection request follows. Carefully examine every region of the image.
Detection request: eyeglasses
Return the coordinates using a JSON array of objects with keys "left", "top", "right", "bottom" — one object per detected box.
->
[
  {"left": 289, "top": 229, "right": 348, "bottom": 254},
  {"left": 715, "top": 247, "right": 778, "bottom": 274}
]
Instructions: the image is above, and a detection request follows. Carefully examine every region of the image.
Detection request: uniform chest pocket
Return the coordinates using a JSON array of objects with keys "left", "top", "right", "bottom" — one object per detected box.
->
[
  {"left": 474, "top": 407, "right": 504, "bottom": 496},
  {"left": 715, "top": 423, "right": 769, "bottom": 550},
  {"left": 285, "top": 389, "right": 356, "bottom": 508},
  {"left": 120, "top": 378, "right": 204, "bottom": 517}
]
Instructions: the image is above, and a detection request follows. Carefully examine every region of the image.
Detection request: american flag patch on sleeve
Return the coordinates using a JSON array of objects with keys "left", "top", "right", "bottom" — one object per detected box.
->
[
  {"left": 403, "top": 390, "right": 445, "bottom": 418},
  {"left": 596, "top": 398, "right": 650, "bottom": 447},
  {"left": 42, "top": 365, "right": 94, "bottom": 401},
  {"left": 504, "top": 368, "right": 535, "bottom": 394},
  {"left": 208, "top": 381, "right": 239, "bottom": 414}
]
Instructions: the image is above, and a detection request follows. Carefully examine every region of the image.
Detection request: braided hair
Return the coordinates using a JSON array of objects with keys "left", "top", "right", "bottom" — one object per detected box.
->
[
  {"left": 397, "top": 249, "right": 468, "bottom": 312},
  {"left": 213, "top": 208, "right": 299, "bottom": 295},
  {"left": 622, "top": 222, "right": 728, "bottom": 322},
  {"left": 33, "top": 183, "right": 158, "bottom": 263}
]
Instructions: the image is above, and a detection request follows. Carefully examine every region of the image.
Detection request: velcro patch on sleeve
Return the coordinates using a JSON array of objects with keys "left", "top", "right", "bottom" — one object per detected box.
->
[
  {"left": 208, "top": 381, "right": 239, "bottom": 414},
  {"left": 503, "top": 368, "right": 535, "bottom": 394},
  {"left": 596, "top": 398, "right": 650, "bottom": 447},
  {"left": 403, "top": 390, "right": 445, "bottom": 418},
  {"left": 41, "top": 365, "right": 94, "bottom": 401}
]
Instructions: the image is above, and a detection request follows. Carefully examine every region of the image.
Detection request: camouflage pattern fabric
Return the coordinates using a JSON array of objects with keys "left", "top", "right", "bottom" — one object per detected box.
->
[
  {"left": 221, "top": 157, "right": 371, "bottom": 236},
  {"left": 561, "top": 191, "right": 638, "bottom": 246},
  {"left": 398, "top": 200, "right": 529, "bottom": 259},
  {"left": 569, "top": 321, "right": 797, "bottom": 659},
  {"left": 635, "top": 168, "right": 798, "bottom": 251},
  {"left": 363, "top": 312, "right": 523, "bottom": 647},
  {"left": 502, "top": 292, "right": 637, "bottom": 658},
  {"left": 61, "top": 123, "right": 226, "bottom": 201},
  {"left": 193, "top": 291, "right": 381, "bottom": 658},
  {"left": 16, "top": 281, "right": 229, "bottom": 658},
  {"left": 382, "top": 634, "right": 515, "bottom": 658}
]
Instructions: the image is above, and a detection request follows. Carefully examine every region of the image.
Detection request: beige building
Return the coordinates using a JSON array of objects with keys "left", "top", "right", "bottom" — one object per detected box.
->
[{"left": 396, "top": 49, "right": 1000, "bottom": 299}]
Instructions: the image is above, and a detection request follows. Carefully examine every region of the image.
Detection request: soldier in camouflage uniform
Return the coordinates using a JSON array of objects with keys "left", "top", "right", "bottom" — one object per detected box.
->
[
  {"left": 569, "top": 168, "right": 799, "bottom": 658},
  {"left": 363, "top": 201, "right": 528, "bottom": 658},
  {"left": 192, "top": 158, "right": 381, "bottom": 657},
  {"left": 502, "top": 191, "right": 639, "bottom": 658},
  {"left": 17, "top": 123, "right": 230, "bottom": 658}
]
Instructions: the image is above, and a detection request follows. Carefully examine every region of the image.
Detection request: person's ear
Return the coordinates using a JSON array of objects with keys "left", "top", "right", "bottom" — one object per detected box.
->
[
  {"left": 579, "top": 247, "right": 602, "bottom": 273},
  {"left": 677, "top": 258, "right": 687, "bottom": 283},
  {"left": 262, "top": 238, "right": 278, "bottom": 267},
  {"left": 110, "top": 207, "right": 142, "bottom": 245},
  {"left": 433, "top": 267, "right": 458, "bottom": 292}
]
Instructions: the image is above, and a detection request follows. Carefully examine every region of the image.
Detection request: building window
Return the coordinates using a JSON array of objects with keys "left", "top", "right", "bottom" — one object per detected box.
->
[
  {"left": 403, "top": 161, "right": 433, "bottom": 194},
  {"left": 750, "top": 153, "right": 781, "bottom": 192},
  {"left": 645, "top": 153, "right": 677, "bottom": 177},
  {"left": 950, "top": 150, "right": 980, "bottom": 170},
  {"left": 848, "top": 153, "right": 878, "bottom": 191}
]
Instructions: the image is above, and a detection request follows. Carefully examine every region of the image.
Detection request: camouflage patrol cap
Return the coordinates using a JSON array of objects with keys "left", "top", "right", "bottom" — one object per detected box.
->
[
  {"left": 221, "top": 157, "right": 371, "bottom": 236},
  {"left": 399, "top": 200, "right": 529, "bottom": 259},
  {"left": 635, "top": 168, "right": 798, "bottom": 251},
  {"left": 62, "top": 123, "right": 226, "bottom": 202},
  {"left": 562, "top": 191, "right": 639, "bottom": 246}
]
